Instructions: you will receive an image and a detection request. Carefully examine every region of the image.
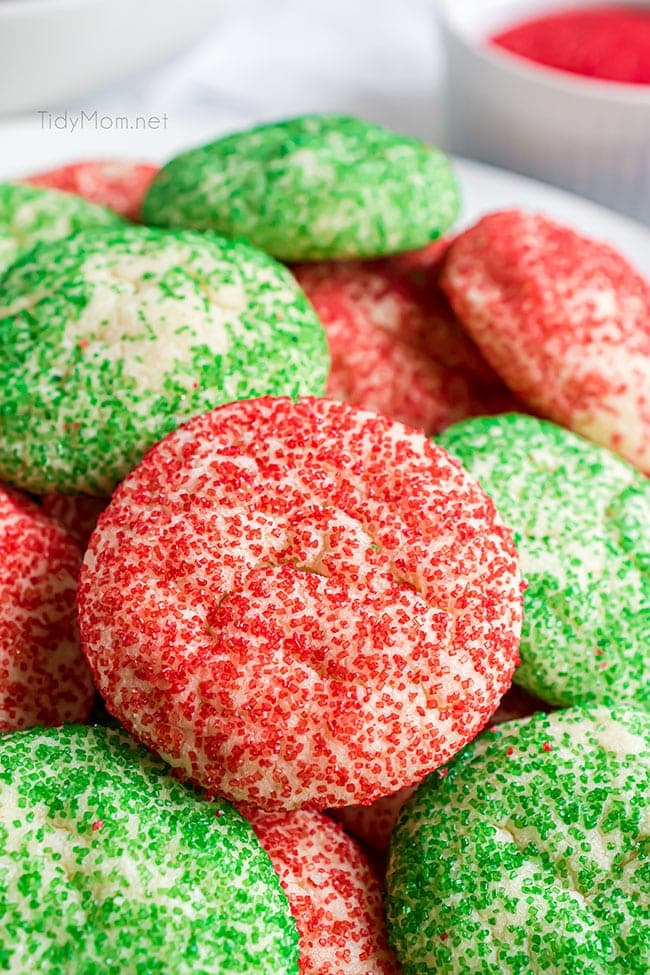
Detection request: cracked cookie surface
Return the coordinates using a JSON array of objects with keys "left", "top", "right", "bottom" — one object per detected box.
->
[
  {"left": 386, "top": 706, "right": 650, "bottom": 975},
  {"left": 0, "top": 724, "right": 299, "bottom": 975},
  {"left": 0, "top": 226, "right": 328, "bottom": 494},
  {"left": 79, "top": 396, "right": 523, "bottom": 810}
]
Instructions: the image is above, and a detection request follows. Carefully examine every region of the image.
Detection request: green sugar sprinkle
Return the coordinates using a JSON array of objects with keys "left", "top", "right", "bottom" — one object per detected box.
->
[
  {"left": 0, "top": 182, "right": 124, "bottom": 276},
  {"left": 437, "top": 413, "right": 650, "bottom": 710},
  {"left": 143, "top": 114, "right": 460, "bottom": 261},
  {"left": 386, "top": 705, "right": 650, "bottom": 975},
  {"left": 0, "top": 225, "right": 329, "bottom": 495},
  {"left": 0, "top": 725, "right": 299, "bottom": 975}
]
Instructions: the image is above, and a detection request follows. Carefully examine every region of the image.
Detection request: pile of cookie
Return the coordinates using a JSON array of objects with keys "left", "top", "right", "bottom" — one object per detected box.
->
[{"left": 0, "top": 115, "right": 647, "bottom": 974}]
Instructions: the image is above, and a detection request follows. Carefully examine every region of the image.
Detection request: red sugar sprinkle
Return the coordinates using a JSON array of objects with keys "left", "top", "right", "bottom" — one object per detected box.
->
[
  {"left": 293, "top": 244, "right": 515, "bottom": 436},
  {"left": 244, "top": 808, "right": 398, "bottom": 974},
  {"left": 542, "top": 741, "right": 553, "bottom": 753},
  {"left": 78, "top": 396, "right": 523, "bottom": 811},
  {"left": 506, "top": 746, "right": 515, "bottom": 756},
  {"left": 0, "top": 485, "right": 94, "bottom": 732},
  {"left": 440, "top": 932, "right": 449, "bottom": 942},
  {"left": 491, "top": 6, "right": 650, "bottom": 86},
  {"left": 441, "top": 210, "right": 650, "bottom": 473},
  {"left": 91, "top": 819, "right": 104, "bottom": 832}
]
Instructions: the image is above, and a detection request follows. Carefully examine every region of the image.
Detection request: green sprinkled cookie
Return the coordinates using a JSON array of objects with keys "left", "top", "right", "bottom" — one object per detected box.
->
[
  {"left": 437, "top": 414, "right": 650, "bottom": 710},
  {"left": 0, "top": 225, "right": 328, "bottom": 494},
  {"left": 0, "top": 182, "right": 124, "bottom": 275},
  {"left": 142, "top": 114, "right": 460, "bottom": 260},
  {"left": 386, "top": 706, "right": 650, "bottom": 974},
  {"left": 0, "top": 724, "right": 299, "bottom": 974}
]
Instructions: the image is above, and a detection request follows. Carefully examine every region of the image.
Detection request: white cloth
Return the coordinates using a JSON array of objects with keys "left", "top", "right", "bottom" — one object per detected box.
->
[{"left": 64, "top": 0, "right": 446, "bottom": 143}]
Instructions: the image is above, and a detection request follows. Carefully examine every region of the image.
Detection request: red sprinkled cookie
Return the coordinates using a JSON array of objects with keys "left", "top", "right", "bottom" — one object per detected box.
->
[
  {"left": 79, "top": 396, "right": 523, "bottom": 810},
  {"left": 0, "top": 486, "right": 94, "bottom": 732},
  {"left": 293, "top": 242, "right": 515, "bottom": 435},
  {"left": 245, "top": 808, "right": 399, "bottom": 974},
  {"left": 25, "top": 160, "right": 160, "bottom": 221},
  {"left": 441, "top": 210, "right": 650, "bottom": 473},
  {"left": 41, "top": 494, "right": 108, "bottom": 550}
]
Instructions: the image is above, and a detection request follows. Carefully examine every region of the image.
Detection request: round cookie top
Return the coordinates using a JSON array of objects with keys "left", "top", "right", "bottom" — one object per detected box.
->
[
  {"left": 386, "top": 706, "right": 650, "bottom": 975},
  {"left": 245, "top": 808, "right": 398, "bottom": 974},
  {"left": 0, "top": 724, "right": 299, "bottom": 975},
  {"left": 0, "top": 226, "right": 328, "bottom": 495},
  {"left": 0, "top": 181, "right": 124, "bottom": 275},
  {"left": 142, "top": 114, "right": 460, "bottom": 261},
  {"left": 79, "top": 396, "right": 523, "bottom": 810},
  {"left": 25, "top": 160, "right": 160, "bottom": 221},
  {"left": 437, "top": 413, "right": 650, "bottom": 711},
  {"left": 0, "top": 486, "right": 94, "bottom": 731},
  {"left": 440, "top": 209, "right": 650, "bottom": 474}
]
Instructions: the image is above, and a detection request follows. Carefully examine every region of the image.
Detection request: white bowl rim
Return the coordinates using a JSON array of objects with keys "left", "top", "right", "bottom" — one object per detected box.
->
[{"left": 436, "top": 0, "right": 650, "bottom": 106}]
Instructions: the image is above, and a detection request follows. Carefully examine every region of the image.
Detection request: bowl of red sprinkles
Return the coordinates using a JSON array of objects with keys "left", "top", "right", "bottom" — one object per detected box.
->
[{"left": 437, "top": 0, "right": 650, "bottom": 224}]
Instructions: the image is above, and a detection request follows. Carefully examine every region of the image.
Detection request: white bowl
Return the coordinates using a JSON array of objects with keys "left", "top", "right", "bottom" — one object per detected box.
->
[
  {"left": 0, "top": 0, "right": 228, "bottom": 116},
  {"left": 437, "top": 0, "right": 650, "bottom": 224}
]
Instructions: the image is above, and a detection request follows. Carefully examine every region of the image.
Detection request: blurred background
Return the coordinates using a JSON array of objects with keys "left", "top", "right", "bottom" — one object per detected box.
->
[
  {"left": 1, "top": 0, "right": 649, "bottom": 222},
  {"left": 0, "top": 0, "right": 445, "bottom": 135}
]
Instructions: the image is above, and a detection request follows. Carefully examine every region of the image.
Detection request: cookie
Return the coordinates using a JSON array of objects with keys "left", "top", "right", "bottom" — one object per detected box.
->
[
  {"left": 437, "top": 413, "right": 650, "bottom": 710},
  {"left": 0, "top": 226, "right": 328, "bottom": 494},
  {"left": 386, "top": 706, "right": 650, "bottom": 975},
  {"left": 440, "top": 209, "right": 650, "bottom": 473},
  {"left": 40, "top": 494, "right": 108, "bottom": 550},
  {"left": 0, "top": 181, "right": 123, "bottom": 275},
  {"left": 329, "top": 785, "right": 417, "bottom": 857},
  {"left": 331, "top": 686, "right": 546, "bottom": 854},
  {"left": 0, "top": 486, "right": 93, "bottom": 732},
  {"left": 292, "top": 242, "right": 515, "bottom": 434},
  {"left": 26, "top": 160, "right": 160, "bottom": 221},
  {"left": 78, "top": 396, "right": 523, "bottom": 810},
  {"left": 0, "top": 724, "right": 299, "bottom": 974},
  {"left": 142, "top": 114, "right": 460, "bottom": 260},
  {"left": 245, "top": 808, "right": 398, "bottom": 974}
]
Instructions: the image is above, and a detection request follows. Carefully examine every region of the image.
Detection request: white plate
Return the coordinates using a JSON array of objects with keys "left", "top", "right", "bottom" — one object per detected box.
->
[{"left": 0, "top": 116, "right": 649, "bottom": 276}]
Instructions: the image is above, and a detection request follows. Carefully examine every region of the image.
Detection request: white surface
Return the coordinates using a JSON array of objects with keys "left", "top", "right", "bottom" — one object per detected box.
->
[
  {"left": 0, "top": 117, "right": 648, "bottom": 278},
  {"left": 0, "top": 0, "right": 229, "bottom": 114},
  {"left": 438, "top": 0, "right": 650, "bottom": 224}
]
